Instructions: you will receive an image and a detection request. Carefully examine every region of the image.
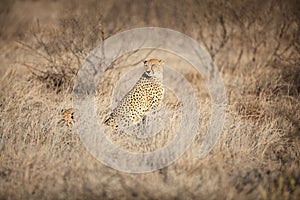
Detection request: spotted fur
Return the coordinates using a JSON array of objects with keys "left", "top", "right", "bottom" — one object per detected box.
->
[
  {"left": 104, "top": 59, "right": 165, "bottom": 131},
  {"left": 59, "top": 108, "right": 76, "bottom": 126}
]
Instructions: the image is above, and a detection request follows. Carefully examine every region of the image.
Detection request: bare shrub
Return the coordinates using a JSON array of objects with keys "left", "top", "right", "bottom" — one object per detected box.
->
[{"left": 17, "top": 15, "right": 104, "bottom": 93}]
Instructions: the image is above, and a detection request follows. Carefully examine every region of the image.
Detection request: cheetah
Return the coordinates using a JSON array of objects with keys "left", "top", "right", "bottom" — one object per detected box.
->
[
  {"left": 59, "top": 108, "right": 76, "bottom": 126},
  {"left": 104, "top": 59, "right": 165, "bottom": 132}
]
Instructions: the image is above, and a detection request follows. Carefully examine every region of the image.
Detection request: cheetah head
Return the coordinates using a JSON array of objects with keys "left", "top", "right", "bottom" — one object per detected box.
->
[{"left": 143, "top": 59, "right": 164, "bottom": 78}]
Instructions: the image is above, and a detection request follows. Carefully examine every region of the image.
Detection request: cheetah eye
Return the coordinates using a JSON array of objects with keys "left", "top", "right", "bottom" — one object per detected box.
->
[{"left": 151, "top": 65, "right": 157, "bottom": 70}]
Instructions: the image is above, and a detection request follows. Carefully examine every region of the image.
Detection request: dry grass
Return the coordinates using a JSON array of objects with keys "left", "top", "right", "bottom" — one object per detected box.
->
[{"left": 0, "top": 0, "right": 300, "bottom": 199}]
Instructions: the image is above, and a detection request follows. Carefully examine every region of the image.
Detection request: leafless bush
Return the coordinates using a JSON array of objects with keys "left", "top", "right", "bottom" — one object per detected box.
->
[{"left": 18, "top": 14, "right": 104, "bottom": 93}]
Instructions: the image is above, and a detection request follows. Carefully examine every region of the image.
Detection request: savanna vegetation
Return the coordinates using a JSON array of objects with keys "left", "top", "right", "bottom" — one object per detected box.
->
[{"left": 0, "top": 0, "right": 299, "bottom": 199}]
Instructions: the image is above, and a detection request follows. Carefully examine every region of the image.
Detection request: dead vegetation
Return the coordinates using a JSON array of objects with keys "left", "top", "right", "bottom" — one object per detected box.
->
[
  {"left": 16, "top": 13, "right": 104, "bottom": 93},
  {"left": 0, "top": 0, "right": 299, "bottom": 199}
]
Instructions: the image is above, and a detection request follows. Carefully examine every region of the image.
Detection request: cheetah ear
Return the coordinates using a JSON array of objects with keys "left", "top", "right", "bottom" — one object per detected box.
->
[
  {"left": 159, "top": 60, "right": 164, "bottom": 65},
  {"left": 143, "top": 60, "right": 147, "bottom": 65}
]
